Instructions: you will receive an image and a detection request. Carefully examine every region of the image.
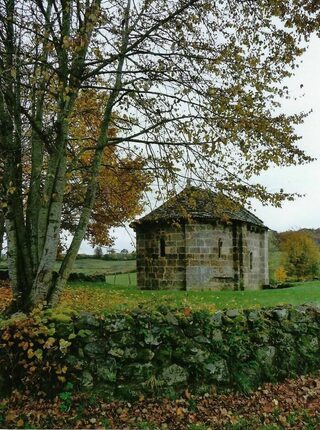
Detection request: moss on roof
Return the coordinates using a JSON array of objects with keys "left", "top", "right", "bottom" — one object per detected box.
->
[{"left": 132, "top": 186, "right": 266, "bottom": 228}]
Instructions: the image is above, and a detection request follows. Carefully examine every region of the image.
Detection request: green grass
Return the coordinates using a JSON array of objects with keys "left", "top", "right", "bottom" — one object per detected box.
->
[
  {"left": 55, "top": 258, "right": 136, "bottom": 274},
  {"left": 63, "top": 279, "right": 320, "bottom": 313},
  {"left": 1, "top": 258, "right": 136, "bottom": 275},
  {"left": 105, "top": 272, "right": 137, "bottom": 285}
]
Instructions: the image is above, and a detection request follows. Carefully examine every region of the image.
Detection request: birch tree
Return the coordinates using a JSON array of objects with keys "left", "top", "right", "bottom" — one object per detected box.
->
[{"left": 0, "top": 0, "right": 318, "bottom": 312}]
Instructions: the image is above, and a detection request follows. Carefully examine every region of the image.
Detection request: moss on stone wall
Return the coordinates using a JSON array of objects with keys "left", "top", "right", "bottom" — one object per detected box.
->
[{"left": 1, "top": 304, "right": 320, "bottom": 399}]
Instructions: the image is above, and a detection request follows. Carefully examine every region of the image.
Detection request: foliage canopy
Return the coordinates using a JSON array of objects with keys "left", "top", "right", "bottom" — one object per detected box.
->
[
  {"left": 0, "top": 0, "right": 319, "bottom": 311},
  {"left": 279, "top": 231, "right": 320, "bottom": 280}
]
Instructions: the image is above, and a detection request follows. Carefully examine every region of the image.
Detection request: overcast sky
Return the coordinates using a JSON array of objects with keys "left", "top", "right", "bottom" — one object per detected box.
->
[
  {"left": 80, "top": 35, "right": 320, "bottom": 253},
  {"left": 252, "top": 34, "right": 320, "bottom": 232}
]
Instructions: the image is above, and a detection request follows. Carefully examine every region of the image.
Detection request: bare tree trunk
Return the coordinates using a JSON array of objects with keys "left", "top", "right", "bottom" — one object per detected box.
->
[{"left": 48, "top": 0, "right": 132, "bottom": 305}]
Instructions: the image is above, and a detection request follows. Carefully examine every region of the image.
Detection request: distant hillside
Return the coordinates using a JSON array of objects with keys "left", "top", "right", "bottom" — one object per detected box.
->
[
  {"left": 272, "top": 228, "right": 320, "bottom": 246},
  {"left": 298, "top": 228, "right": 320, "bottom": 245}
]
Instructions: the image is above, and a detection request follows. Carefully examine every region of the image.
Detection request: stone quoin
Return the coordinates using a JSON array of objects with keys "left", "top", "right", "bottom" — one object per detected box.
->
[{"left": 130, "top": 185, "right": 269, "bottom": 291}]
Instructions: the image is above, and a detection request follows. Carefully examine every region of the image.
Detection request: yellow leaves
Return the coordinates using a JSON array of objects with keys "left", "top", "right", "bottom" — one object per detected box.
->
[
  {"left": 64, "top": 184, "right": 73, "bottom": 194},
  {"left": 2, "top": 330, "right": 11, "bottom": 341},
  {"left": 60, "top": 285, "right": 138, "bottom": 313},
  {"left": 93, "top": 47, "right": 103, "bottom": 60},
  {"left": 248, "top": 56, "right": 259, "bottom": 67},
  {"left": 34, "top": 349, "right": 43, "bottom": 361},
  {"left": 185, "top": 389, "right": 191, "bottom": 399},
  {"left": 26, "top": 344, "right": 38, "bottom": 360},
  {"left": 63, "top": 88, "right": 150, "bottom": 247},
  {"left": 43, "top": 337, "right": 56, "bottom": 349},
  {"left": 19, "top": 341, "right": 29, "bottom": 351},
  {"left": 0, "top": 307, "right": 81, "bottom": 397},
  {"left": 5, "top": 410, "right": 16, "bottom": 422},
  {"left": 88, "top": 11, "right": 99, "bottom": 22},
  {"left": 176, "top": 406, "right": 185, "bottom": 417},
  {"left": 7, "top": 186, "right": 16, "bottom": 195},
  {"left": 27, "top": 349, "right": 34, "bottom": 359},
  {"left": 16, "top": 418, "right": 24, "bottom": 428},
  {"left": 59, "top": 338, "right": 71, "bottom": 353},
  {"left": 56, "top": 364, "right": 68, "bottom": 382},
  {"left": 274, "top": 265, "right": 287, "bottom": 283},
  {"left": 62, "top": 36, "right": 73, "bottom": 49},
  {"left": 279, "top": 231, "right": 320, "bottom": 280}
]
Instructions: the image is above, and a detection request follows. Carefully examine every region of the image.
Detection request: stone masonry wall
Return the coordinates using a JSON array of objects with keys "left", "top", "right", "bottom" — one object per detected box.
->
[
  {"left": 136, "top": 221, "right": 268, "bottom": 291},
  {"left": 185, "top": 223, "right": 236, "bottom": 291},
  {"left": 136, "top": 223, "right": 186, "bottom": 290},
  {"left": 241, "top": 225, "right": 269, "bottom": 290},
  {"left": 2, "top": 305, "right": 320, "bottom": 398}
]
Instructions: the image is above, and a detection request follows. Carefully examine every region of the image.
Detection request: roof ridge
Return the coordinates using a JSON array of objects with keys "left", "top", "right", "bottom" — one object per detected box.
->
[{"left": 131, "top": 185, "right": 267, "bottom": 229}]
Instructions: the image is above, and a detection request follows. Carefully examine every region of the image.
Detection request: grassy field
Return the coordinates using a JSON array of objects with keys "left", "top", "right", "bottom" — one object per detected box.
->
[
  {"left": 0, "top": 258, "right": 136, "bottom": 274},
  {"left": 56, "top": 258, "right": 136, "bottom": 274},
  {"left": 61, "top": 279, "right": 320, "bottom": 314},
  {"left": 2, "top": 251, "right": 320, "bottom": 315}
]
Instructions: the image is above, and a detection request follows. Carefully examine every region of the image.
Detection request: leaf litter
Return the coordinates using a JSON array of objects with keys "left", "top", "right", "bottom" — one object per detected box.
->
[{"left": 1, "top": 372, "right": 320, "bottom": 429}]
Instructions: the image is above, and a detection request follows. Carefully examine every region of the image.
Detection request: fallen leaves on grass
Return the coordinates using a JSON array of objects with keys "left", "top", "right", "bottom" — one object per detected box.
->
[
  {"left": 0, "top": 281, "right": 12, "bottom": 311},
  {"left": 59, "top": 286, "right": 150, "bottom": 313},
  {"left": 59, "top": 285, "right": 218, "bottom": 314},
  {"left": 1, "top": 373, "right": 320, "bottom": 429}
]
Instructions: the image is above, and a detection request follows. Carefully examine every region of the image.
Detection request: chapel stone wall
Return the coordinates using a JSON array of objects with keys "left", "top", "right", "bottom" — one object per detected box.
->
[
  {"left": 136, "top": 223, "right": 186, "bottom": 290},
  {"left": 241, "top": 225, "right": 269, "bottom": 290},
  {"left": 136, "top": 221, "right": 268, "bottom": 291},
  {"left": 185, "top": 223, "right": 237, "bottom": 290}
]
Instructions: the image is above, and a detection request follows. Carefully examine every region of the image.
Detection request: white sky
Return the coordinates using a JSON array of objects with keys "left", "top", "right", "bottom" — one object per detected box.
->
[
  {"left": 80, "top": 35, "right": 320, "bottom": 254},
  {"left": 252, "top": 35, "right": 320, "bottom": 232}
]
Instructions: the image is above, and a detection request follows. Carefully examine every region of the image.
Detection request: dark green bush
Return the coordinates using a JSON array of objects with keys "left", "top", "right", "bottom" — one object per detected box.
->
[{"left": 68, "top": 272, "right": 106, "bottom": 282}]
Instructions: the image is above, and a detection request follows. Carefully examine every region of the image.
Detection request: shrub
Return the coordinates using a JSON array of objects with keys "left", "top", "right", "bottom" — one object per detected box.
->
[
  {"left": 0, "top": 306, "right": 80, "bottom": 396},
  {"left": 274, "top": 265, "right": 287, "bottom": 283}
]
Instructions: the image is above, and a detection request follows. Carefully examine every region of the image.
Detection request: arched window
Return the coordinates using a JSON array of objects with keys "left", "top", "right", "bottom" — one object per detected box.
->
[
  {"left": 160, "top": 237, "right": 166, "bottom": 257},
  {"left": 218, "top": 238, "right": 223, "bottom": 258},
  {"left": 249, "top": 252, "right": 253, "bottom": 270}
]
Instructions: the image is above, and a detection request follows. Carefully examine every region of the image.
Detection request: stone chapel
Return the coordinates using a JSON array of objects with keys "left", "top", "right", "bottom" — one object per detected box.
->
[{"left": 130, "top": 186, "right": 269, "bottom": 291}]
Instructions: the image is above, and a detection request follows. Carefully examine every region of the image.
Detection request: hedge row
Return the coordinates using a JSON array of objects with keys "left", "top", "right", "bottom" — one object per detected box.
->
[
  {"left": 68, "top": 272, "right": 107, "bottom": 282},
  {"left": 1, "top": 304, "right": 320, "bottom": 400}
]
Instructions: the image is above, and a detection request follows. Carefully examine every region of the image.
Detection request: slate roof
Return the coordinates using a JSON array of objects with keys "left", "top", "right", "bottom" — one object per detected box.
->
[{"left": 131, "top": 186, "right": 266, "bottom": 229}]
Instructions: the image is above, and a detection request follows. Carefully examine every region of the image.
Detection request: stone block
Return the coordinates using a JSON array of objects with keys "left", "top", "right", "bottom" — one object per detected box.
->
[
  {"left": 161, "top": 364, "right": 188, "bottom": 386},
  {"left": 204, "top": 359, "right": 229, "bottom": 382}
]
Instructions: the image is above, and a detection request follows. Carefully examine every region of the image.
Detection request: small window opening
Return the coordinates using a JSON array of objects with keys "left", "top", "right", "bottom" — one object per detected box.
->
[
  {"left": 218, "top": 238, "right": 223, "bottom": 258},
  {"left": 160, "top": 237, "right": 166, "bottom": 257},
  {"left": 249, "top": 252, "right": 253, "bottom": 270}
]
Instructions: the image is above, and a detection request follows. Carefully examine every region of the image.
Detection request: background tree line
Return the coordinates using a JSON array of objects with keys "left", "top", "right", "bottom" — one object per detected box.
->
[{"left": 270, "top": 229, "right": 320, "bottom": 283}]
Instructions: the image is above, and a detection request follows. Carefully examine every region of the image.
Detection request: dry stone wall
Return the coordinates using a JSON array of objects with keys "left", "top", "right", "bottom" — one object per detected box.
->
[{"left": 1, "top": 305, "right": 320, "bottom": 399}]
